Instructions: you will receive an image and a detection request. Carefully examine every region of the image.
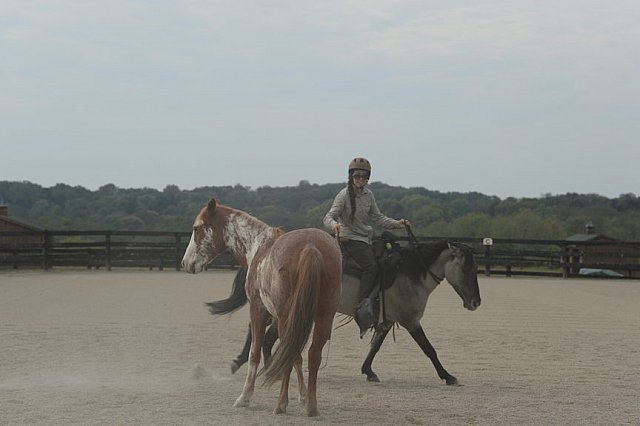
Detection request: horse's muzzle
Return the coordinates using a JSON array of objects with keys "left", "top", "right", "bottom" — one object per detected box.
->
[
  {"left": 464, "top": 298, "right": 481, "bottom": 311},
  {"left": 181, "top": 260, "right": 198, "bottom": 274}
]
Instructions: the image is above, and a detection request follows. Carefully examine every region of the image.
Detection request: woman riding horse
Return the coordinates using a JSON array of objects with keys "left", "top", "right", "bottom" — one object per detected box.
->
[{"left": 323, "top": 157, "right": 409, "bottom": 336}]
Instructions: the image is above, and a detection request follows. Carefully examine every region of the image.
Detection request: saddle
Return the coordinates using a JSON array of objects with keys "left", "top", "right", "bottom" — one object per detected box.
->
[{"left": 341, "top": 231, "right": 404, "bottom": 291}]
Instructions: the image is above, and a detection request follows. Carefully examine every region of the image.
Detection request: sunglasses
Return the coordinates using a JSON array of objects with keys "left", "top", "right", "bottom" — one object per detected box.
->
[{"left": 352, "top": 173, "right": 369, "bottom": 180}]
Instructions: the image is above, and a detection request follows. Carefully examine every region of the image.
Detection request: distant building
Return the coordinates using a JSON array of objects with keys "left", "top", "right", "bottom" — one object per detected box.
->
[
  {"left": 0, "top": 206, "right": 44, "bottom": 245},
  {"left": 565, "top": 223, "right": 640, "bottom": 278}
]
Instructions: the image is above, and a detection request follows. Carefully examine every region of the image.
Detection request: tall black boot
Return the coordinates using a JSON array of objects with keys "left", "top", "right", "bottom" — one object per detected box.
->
[{"left": 354, "top": 297, "right": 376, "bottom": 338}]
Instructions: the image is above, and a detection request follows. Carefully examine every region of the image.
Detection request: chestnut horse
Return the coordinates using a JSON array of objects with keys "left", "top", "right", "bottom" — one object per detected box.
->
[{"left": 181, "top": 199, "right": 342, "bottom": 417}]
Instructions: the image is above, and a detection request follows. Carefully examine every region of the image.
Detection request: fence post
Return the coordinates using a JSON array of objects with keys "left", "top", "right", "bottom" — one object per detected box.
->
[
  {"left": 41, "top": 230, "right": 52, "bottom": 270},
  {"left": 483, "top": 238, "right": 493, "bottom": 277},
  {"left": 175, "top": 233, "right": 182, "bottom": 271},
  {"left": 561, "top": 247, "right": 570, "bottom": 278},
  {"left": 105, "top": 231, "right": 112, "bottom": 271}
]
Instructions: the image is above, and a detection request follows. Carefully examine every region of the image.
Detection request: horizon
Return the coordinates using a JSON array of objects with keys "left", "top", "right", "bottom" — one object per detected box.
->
[{"left": 1, "top": 179, "right": 637, "bottom": 201}]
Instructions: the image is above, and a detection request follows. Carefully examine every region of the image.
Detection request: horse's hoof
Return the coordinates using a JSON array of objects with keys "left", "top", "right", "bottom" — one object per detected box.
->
[
  {"left": 230, "top": 360, "right": 240, "bottom": 374},
  {"left": 233, "top": 396, "right": 250, "bottom": 408},
  {"left": 306, "top": 408, "right": 319, "bottom": 417},
  {"left": 273, "top": 407, "right": 286, "bottom": 415},
  {"left": 445, "top": 376, "right": 460, "bottom": 386},
  {"left": 366, "top": 374, "right": 380, "bottom": 383}
]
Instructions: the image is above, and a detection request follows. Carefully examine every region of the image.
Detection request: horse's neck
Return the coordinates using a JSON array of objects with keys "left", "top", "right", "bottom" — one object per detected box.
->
[
  {"left": 223, "top": 210, "right": 277, "bottom": 267},
  {"left": 420, "top": 248, "right": 450, "bottom": 292}
]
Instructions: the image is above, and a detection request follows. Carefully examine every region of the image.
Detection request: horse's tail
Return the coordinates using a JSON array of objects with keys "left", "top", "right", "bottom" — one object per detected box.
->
[
  {"left": 263, "top": 244, "right": 321, "bottom": 387},
  {"left": 205, "top": 268, "right": 248, "bottom": 315}
]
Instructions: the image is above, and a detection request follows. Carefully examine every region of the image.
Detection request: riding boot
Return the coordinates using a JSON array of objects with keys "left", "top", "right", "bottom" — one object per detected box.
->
[{"left": 354, "top": 297, "right": 376, "bottom": 338}]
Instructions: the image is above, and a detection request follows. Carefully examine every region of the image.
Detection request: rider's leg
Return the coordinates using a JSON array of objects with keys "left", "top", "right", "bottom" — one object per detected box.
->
[{"left": 343, "top": 240, "right": 378, "bottom": 336}]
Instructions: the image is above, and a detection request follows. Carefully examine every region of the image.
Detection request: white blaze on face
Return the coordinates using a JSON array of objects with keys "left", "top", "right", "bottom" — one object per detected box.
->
[
  {"left": 182, "top": 231, "right": 198, "bottom": 268},
  {"left": 182, "top": 218, "right": 216, "bottom": 273}
]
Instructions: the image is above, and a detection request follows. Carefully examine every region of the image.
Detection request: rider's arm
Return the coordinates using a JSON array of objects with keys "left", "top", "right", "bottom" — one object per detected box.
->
[{"left": 323, "top": 188, "right": 347, "bottom": 232}]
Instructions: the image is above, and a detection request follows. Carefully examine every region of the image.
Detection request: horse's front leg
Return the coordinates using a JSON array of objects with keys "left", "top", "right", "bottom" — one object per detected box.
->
[
  {"left": 232, "top": 321, "right": 278, "bottom": 374},
  {"left": 231, "top": 324, "right": 252, "bottom": 374},
  {"left": 361, "top": 321, "right": 393, "bottom": 382},
  {"left": 408, "top": 326, "right": 459, "bottom": 385},
  {"left": 262, "top": 322, "right": 278, "bottom": 369},
  {"left": 233, "top": 311, "right": 268, "bottom": 408}
]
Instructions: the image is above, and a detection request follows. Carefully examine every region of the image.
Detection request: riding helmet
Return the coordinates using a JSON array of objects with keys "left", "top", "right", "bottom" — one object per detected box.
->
[{"left": 348, "top": 157, "right": 371, "bottom": 177}]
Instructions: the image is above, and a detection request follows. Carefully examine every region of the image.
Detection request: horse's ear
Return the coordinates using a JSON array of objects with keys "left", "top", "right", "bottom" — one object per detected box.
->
[{"left": 208, "top": 198, "right": 217, "bottom": 213}]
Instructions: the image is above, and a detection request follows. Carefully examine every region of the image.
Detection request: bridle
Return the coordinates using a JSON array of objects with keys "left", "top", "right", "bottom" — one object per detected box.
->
[{"left": 405, "top": 225, "right": 444, "bottom": 283}]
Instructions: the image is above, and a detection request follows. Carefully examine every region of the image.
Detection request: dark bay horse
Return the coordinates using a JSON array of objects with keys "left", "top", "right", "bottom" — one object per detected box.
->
[
  {"left": 182, "top": 199, "right": 342, "bottom": 416},
  {"left": 211, "top": 239, "right": 481, "bottom": 385}
]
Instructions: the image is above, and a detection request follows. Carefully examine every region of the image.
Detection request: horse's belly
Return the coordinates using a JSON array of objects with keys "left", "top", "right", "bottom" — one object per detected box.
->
[
  {"left": 255, "top": 258, "right": 283, "bottom": 319},
  {"left": 338, "top": 274, "right": 359, "bottom": 315}
]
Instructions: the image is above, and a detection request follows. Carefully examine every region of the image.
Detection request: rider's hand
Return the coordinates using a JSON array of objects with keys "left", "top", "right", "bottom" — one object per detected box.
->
[
  {"left": 399, "top": 219, "right": 410, "bottom": 228},
  {"left": 332, "top": 223, "right": 342, "bottom": 235}
]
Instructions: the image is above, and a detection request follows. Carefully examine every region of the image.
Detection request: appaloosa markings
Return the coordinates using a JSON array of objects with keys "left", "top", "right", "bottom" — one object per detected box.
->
[{"left": 182, "top": 199, "right": 342, "bottom": 417}]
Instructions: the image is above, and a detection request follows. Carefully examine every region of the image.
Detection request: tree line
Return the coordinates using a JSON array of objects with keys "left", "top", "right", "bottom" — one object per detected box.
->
[{"left": 2, "top": 180, "right": 640, "bottom": 241}]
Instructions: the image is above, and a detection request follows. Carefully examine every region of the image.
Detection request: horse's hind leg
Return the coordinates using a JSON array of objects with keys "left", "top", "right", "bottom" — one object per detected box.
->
[
  {"left": 274, "top": 364, "right": 293, "bottom": 414},
  {"left": 409, "top": 326, "right": 459, "bottom": 385},
  {"left": 361, "top": 321, "right": 393, "bottom": 382},
  {"left": 293, "top": 354, "right": 307, "bottom": 402},
  {"left": 306, "top": 316, "right": 332, "bottom": 417}
]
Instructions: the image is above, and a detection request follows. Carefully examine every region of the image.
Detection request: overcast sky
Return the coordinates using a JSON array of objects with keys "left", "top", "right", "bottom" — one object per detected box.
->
[{"left": 2, "top": 1, "right": 638, "bottom": 199}]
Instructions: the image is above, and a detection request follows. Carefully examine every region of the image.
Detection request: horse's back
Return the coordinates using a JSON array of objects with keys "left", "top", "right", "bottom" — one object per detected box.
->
[
  {"left": 273, "top": 229, "right": 341, "bottom": 267},
  {"left": 276, "top": 228, "right": 337, "bottom": 249},
  {"left": 272, "top": 228, "right": 342, "bottom": 299}
]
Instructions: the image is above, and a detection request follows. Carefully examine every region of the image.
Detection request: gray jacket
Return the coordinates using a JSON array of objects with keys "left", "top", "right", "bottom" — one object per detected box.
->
[{"left": 323, "top": 186, "right": 402, "bottom": 245}]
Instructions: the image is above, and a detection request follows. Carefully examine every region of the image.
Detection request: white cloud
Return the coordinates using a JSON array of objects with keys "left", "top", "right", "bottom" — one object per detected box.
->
[{"left": 359, "top": 2, "right": 640, "bottom": 61}]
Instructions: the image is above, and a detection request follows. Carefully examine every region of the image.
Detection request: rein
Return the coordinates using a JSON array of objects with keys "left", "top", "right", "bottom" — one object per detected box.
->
[{"left": 405, "top": 225, "right": 444, "bottom": 283}]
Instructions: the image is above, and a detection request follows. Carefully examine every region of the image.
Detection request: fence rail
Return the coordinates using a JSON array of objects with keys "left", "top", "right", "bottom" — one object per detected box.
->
[
  {"left": 2, "top": 230, "right": 639, "bottom": 278},
  {"left": 0, "top": 230, "right": 236, "bottom": 271}
]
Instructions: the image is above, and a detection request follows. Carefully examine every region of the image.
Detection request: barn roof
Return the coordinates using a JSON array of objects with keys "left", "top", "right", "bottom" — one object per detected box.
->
[
  {"left": 0, "top": 213, "right": 43, "bottom": 232},
  {"left": 565, "top": 233, "right": 617, "bottom": 243},
  {"left": 565, "top": 222, "right": 618, "bottom": 243}
]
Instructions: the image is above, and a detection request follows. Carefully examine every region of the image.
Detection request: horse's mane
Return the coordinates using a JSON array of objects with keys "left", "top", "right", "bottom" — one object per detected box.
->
[
  {"left": 400, "top": 240, "right": 450, "bottom": 281},
  {"left": 217, "top": 203, "right": 284, "bottom": 237},
  {"left": 453, "top": 242, "right": 476, "bottom": 271}
]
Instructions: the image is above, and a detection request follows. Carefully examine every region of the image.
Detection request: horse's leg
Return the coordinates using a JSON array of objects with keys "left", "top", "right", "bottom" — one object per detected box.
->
[
  {"left": 361, "top": 321, "right": 393, "bottom": 382},
  {"left": 293, "top": 354, "right": 307, "bottom": 402},
  {"left": 233, "top": 309, "right": 268, "bottom": 408},
  {"left": 274, "top": 363, "right": 293, "bottom": 414},
  {"left": 262, "top": 322, "right": 278, "bottom": 369},
  {"left": 409, "top": 326, "right": 459, "bottom": 385},
  {"left": 231, "top": 324, "right": 252, "bottom": 374},
  {"left": 306, "top": 316, "right": 332, "bottom": 417},
  {"left": 273, "top": 317, "right": 293, "bottom": 414}
]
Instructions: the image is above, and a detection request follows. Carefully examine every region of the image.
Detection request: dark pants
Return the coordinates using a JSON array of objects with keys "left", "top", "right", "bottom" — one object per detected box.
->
[{"left": 341, "top": 240, "right": 378, "bottom": 300}]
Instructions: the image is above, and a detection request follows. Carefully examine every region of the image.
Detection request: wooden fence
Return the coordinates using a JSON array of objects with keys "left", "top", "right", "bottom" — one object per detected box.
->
[
  {"left": 0, "top": 230, "right": 234, "bottom": 271},
  {"left": 1, "top": 230, "right": 639, "bottom": 278}
]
